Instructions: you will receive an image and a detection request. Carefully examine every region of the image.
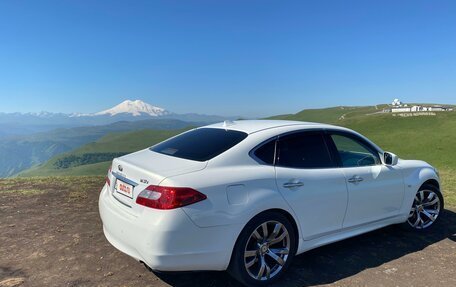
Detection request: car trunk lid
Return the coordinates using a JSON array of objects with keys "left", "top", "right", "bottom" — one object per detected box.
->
[{"left": 107, "top": 149, "right": 207, "bottom": 215}]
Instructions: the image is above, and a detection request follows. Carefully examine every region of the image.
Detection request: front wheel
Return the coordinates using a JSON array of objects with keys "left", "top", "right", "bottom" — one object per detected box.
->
[
  {"left": 228, "top": 211, "right": 297, "bottom": 286},
  {"left": 406, "top": 184, "right": 444, "bottom": 230}
]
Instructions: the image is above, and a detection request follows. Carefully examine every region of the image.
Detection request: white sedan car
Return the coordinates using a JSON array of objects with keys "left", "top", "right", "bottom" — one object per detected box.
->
[{"left": 99, "top": 120, "right": 443, "bottom": 286}]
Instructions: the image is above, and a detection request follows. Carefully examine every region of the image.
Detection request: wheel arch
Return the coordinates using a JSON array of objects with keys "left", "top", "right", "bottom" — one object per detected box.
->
[
  {"left": 228, "top": 208, "right": 300, "bottom": 268},
  {"left": 421, "top": 178, "right": 440, "bottom": 190},
  {"left": 420, "top": 178, "right": 444, "bottom": 210},
  {"left": 261, "top": 208, "right": 300, "bottom": 243},
  {"left": 400, "top": 165, "right": 441, "bottom": 216}
]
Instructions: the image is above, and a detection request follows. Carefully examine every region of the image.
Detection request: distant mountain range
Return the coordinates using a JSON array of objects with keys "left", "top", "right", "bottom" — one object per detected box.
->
[
  {"left": 18, "top": 103, "right": 456, "bottom": 178},
  {"left": 0, "top": 118, "right": 206, "bottom": 177},
  {"left": 0, "top": 99, "right": 239, "bottom": 177},
  {"left": 2, "top": 102, "right": 455, "bottom": 178},
  {"left": 0, "top": 100, "right": 237, "bottom": 137}
]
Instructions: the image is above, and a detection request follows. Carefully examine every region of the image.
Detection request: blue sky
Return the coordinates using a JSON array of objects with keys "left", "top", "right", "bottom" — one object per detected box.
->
[{"left": 0, "top": 0, "right": 455, "bottom": 117}]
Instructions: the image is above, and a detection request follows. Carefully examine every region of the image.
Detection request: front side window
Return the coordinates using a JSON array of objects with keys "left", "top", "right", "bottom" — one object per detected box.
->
[
  {"left": 330, "top": 134, "right": 380, "bottom": 167},
  {"left": 276, "top": 132, "right": 335, "bottom": 169},
  {"left": 151, "top": 128, "right": 248, "bottom": 161}
]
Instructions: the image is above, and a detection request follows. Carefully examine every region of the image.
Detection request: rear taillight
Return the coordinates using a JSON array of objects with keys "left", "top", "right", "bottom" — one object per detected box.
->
[
  {"left": 105, "top": 165, "right": 112, "bottom": 186},
  {"left": 136, "top": 185, "right": 207, "bottom": 210}
]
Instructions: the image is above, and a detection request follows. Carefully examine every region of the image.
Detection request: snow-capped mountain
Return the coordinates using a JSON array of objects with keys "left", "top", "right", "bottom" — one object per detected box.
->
[
  {"left": 0, "top": 99, "right": 237, "bottom": 136},
  {"left": 0, "top": 100, "right": 239, "bottom": 177},
  {"left": 94, "top": 100, "right": 170, "bottom": 117}
]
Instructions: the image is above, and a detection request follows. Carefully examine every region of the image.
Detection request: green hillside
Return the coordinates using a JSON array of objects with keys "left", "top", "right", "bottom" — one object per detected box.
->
[
  {"left": 0, "top": 118, "right": 199, "bottom": 177},
  {"left": 271, "top": 106, "right": 456, "bottom": 170},
  {"left": 271, "top": 106, "right": 456, "bottom": 206},
  {"left": 19, "top": 105, "right": 456, "bottom": 206},
  {"left": 18, "top": 129, "right": 186, "bottom": 177},
  {"left": 269, "top": 105, "right": 389, "bottom": 123}
]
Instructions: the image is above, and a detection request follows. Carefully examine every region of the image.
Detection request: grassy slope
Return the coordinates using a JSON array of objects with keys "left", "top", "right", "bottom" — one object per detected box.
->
[
  {"left": 271, "top": 106, "right": 456, "bottom": 207},
  {"left": 0, "top": 176, "right": 104, "bottom": 196},
  {"left": 18, "top": 129, "right": 186, "bottom": 177},
  {"left": 343, "top": 113, "right": 456, "bottom": 208},
  {"left": 269, "top": 105, "right": 388, "bottom": 123},
  {"left": 272, "top": 106, "right": 456, "bottom": 170},
  {"left": 19, "top": 105, "right": 456, "bottom": 206},
  {"left": 0, "top": 118, "right": 198, "bottom": 177}
]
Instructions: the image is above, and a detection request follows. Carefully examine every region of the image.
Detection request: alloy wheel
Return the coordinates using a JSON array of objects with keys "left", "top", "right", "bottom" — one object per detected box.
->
[
  {"left": 407, "top": 189, "right": 441, "bottom": 229},
  {"left": 244, "top": 220, "right": 291, "bottom": 281}
]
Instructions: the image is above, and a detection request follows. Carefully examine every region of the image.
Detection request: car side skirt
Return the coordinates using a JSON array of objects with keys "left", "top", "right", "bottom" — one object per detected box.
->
[{"left": 296, "top": 214, "right": 406, "bottom": 255}]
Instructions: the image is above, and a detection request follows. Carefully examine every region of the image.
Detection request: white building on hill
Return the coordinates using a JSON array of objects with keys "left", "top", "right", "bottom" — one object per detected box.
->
[{"left": 390, "top": 99, "right": 453, "bottom": 113}]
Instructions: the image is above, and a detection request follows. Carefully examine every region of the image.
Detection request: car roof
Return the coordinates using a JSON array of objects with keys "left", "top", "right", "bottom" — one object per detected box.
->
[{"left": 204, "top": 120, "right": 340, "bottom": 134}]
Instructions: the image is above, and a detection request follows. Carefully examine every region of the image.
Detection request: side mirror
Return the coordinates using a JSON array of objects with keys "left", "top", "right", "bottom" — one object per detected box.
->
[{"left": 384, "top": 152, "right": 399, "bottom": 166}]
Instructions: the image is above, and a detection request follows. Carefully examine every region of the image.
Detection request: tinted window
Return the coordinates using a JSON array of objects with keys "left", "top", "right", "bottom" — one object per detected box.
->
[
  {"left": 277, "top": 132, "right": 334, "bottom": 168},
  {"left": 151, "top": 128, "right": 248, "bottom": 161},
  {"left": 253, "top": 140, "right": 276, "bottom": 165},
  {"left": 331, "top": 134, "right": 380, "bottom": 167}
]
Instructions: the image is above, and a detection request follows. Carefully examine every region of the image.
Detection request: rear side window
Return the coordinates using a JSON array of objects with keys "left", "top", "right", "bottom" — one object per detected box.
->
[
  {"left": 151, "top": 128, "right": 248, "bottom": 161},
  {"left": 277, "top": 132, "right": 335, "bottom": 169},
  {"left": 253, "top": 140, "right": 276, "bottom": 165}
]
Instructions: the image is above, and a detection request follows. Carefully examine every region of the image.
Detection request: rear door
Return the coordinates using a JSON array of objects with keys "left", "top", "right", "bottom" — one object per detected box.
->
[
  {"left": 327, "top": 132, "right": 404, "bottom": 227},
  {"left": 274, "top": 131, "right": 348, "bottom": 240}
]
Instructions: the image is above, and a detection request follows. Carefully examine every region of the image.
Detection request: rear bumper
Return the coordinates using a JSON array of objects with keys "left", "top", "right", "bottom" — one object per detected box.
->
[{"left": 98, "top": 184, "right": 238, "bottom": 271}]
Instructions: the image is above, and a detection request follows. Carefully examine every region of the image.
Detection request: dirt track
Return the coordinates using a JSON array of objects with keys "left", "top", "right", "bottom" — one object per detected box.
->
[{"left": 1, "top": 177, "right": 455, "bottom": 287}]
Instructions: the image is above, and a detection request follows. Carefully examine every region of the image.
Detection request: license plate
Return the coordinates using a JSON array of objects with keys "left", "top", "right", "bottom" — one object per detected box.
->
[{"left": 115, "top": 179, "right": 134, "bottom": 199}]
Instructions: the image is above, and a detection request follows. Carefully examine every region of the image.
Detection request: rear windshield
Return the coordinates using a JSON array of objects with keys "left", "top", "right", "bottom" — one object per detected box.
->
[{"left": 150, "top": 128, "right": 248, "bottom": 161}]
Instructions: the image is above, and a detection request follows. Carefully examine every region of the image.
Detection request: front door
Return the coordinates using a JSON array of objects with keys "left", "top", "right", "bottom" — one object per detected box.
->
[{"left": 328, "top": 132, "right": 404, "bottom": 227}]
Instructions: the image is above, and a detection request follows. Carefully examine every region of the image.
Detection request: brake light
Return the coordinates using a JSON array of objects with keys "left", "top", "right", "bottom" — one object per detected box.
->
[
  {"left": 105, "top": 165, "right": 112, "bottom": 186},
  {"left": 136, "top": 185, "right": 207, "bottom": 210}
]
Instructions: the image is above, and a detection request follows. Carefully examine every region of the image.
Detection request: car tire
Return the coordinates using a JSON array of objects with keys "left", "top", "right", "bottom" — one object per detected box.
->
[
  {"left": 228, "top": 211, "right": 297, "bottom": 286},
  {"left": 402, "top": 183, "right": 444, "bottom": 231}
]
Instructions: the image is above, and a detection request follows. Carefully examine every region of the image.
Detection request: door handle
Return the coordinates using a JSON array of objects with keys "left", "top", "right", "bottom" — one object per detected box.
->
[
  {"left": 347, "top": 176, "right": 364, "bottom": 184},
  {"left": 283, "top": 181, "right": 304, "bottom": 189}
]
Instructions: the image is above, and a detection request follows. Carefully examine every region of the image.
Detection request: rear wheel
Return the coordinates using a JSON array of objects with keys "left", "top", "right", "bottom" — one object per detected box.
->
[
  {"left": 405, "top": 184, "right": 443, "bottom": 230},
  {"left": 228, "top": 211, "right": 297, "bottom": 286}
]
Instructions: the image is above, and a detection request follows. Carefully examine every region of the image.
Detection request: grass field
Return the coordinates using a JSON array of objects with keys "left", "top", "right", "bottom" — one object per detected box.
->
[
  {"left": 0, "top": 176, "right": 104, "bottom": 201},
  {"left": 440, "top": 169, "right": 456, "bottom": 208},
  {"left": 273, "top": 106, "right": 456, "bottom": 207},
  {"left": 16, "top": 105, "right": 456, "bottom": 207},
  {"left": 19, "top": 129, "right": 186, "bottom": 177}
]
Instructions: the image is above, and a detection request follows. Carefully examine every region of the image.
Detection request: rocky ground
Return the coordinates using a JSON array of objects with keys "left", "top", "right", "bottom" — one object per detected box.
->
[{"left": 1, "top": 177, "right": 455, "bottom": 287}]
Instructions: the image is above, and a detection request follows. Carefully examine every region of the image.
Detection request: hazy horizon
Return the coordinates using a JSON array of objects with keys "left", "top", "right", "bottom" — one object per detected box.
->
[
  {"left": 1, "top": 99, "right": 456, "bottom": 119},
  {"left": 1, "top": 1, "right": 456, "bottom": 117}
]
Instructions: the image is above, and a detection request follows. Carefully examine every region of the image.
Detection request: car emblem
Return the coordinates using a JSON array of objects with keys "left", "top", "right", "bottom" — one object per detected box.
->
[
  {"left": 118, "top": 165, "right": 123, "bottom": 172},
  {"left": 140, "top": 179, "right": 149, "bottom": 184}
]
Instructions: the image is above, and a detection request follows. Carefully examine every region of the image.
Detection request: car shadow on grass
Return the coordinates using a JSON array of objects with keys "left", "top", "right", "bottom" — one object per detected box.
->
[{"left": 153, "top": 209, "right": 456, "bottom": 287}]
